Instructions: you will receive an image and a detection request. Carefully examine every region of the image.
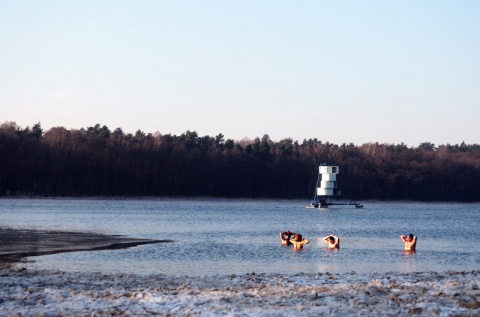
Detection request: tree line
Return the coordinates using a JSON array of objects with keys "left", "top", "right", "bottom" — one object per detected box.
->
[{"left": 1, "top": 121, "right": 479, "bottom": 202}]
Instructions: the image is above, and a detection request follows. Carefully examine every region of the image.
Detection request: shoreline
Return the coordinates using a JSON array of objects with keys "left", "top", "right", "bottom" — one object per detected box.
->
[
  {"left": 1, "top": 229, "right": 479, "bottom": 315},
  {"left": 1, "top": 268, "right": 478, "bottom": 316},
  {"left": 0, "top": 228, "right": 172, "bottom": 263}
]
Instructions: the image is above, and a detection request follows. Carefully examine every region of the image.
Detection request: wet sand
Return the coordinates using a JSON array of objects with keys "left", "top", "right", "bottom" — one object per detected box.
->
[{"left": 0, "top": 228, "right": 172, "bottom": 264}]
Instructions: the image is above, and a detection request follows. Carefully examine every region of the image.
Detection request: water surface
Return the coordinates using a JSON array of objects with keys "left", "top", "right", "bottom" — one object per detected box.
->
[{"left": 0, "top": 198, "right": 478, "bottom": 275}]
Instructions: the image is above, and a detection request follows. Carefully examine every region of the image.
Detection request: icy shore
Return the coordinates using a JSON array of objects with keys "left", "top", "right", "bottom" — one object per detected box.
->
[{"left": 1, "top": 268, "right": 478, "bottom": 316}]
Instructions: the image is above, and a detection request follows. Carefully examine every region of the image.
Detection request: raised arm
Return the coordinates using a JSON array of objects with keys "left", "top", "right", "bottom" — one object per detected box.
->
[
  {"left": 324, "top": 234, "right": 339, "bottom": 242},
  {"left": 280, "top": 232, "right": 295, "bottom": 242},
  {"left": 401, "top": 235, "right": 415, "bottom": 243},
  {"left": 323, "top": 234, "right": 340, "bottom": 248}
]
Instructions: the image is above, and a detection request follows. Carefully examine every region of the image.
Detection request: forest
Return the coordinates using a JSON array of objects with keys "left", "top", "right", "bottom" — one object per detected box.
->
[{"left": 1, "top": 121, "right": 479, "bottom": 202}]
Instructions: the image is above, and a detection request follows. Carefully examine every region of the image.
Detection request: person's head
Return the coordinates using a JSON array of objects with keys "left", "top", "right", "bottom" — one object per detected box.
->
[
  {"left": 408, "top": 233, "right": 414, "bottom": 241},
  {"left": 286, "top": 230, "right": 291, "bottom": 236},
  {"left": 328, "top": 236, "right": 335, "bottom": 243},
  {"left": 294, "top": 234, "right": 302, "bottom": 241}
]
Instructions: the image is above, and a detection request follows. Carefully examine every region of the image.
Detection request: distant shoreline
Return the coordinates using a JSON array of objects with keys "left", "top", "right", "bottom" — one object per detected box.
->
[{"left": 2, "top": 196, "right": 478, "bottom": 204}]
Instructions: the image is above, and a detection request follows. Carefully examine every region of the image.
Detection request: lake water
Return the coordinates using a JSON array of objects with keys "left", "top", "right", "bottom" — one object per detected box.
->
[{"left": 0, "top": 198, "right": 478, "bottom": 276}]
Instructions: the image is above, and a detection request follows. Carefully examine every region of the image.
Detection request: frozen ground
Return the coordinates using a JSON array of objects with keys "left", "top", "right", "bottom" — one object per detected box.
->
[{"left": 0, "top": 268, "right": 478, "bottom": 316}]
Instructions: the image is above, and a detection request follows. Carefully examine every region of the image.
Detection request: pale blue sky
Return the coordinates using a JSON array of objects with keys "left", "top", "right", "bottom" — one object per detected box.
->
[{"left": 1, "top": 1, "right": 479, "bottom": 146}]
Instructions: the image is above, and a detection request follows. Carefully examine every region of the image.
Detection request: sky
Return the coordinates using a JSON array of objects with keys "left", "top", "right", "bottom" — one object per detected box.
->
[{"left": 1, "top": 1, "right": 479, "bottom": 147}]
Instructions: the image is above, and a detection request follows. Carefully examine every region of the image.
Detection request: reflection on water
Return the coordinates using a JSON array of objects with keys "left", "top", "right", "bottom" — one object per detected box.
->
[
  {"left": 316, "top": 248, "right": 341, "bottom": 273},
  {"left": 0, "top": 199, "right": 479, "bottom": 275},
  {"left": 400, "top": 250, "right": 417, "bottom": 272}
]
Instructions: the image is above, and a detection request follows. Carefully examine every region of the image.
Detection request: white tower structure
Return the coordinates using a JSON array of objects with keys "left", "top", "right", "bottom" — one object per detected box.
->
[
  {"left": 316, "top": 165, "right": 341, "bottom": 197},
  {"left": 306, "top": 164, "right": 362, "bottom": 208}
]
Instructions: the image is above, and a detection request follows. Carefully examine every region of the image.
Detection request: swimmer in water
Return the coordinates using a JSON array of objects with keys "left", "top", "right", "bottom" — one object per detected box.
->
[
  {"left": 280, "top": 230, "right": 296, "bottom": 246},
  {"left": 323, "top": 234, "right": 340, "bottom": 249},
  {"left": 401, "top": 233, "right": 417, "bottom": 251},
  {"left": 290, "top": 233, "right": 310, "bottom": 250}
]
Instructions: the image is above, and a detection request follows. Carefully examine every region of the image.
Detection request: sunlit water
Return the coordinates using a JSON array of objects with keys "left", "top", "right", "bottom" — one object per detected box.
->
[{"left": 0, "top": 198, "right": 478, "bottom": 276}]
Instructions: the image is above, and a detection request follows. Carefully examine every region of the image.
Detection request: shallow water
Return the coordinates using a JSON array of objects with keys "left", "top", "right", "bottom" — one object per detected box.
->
[{"left": 0, "top": 198, "right": 478, "bottom": 275}]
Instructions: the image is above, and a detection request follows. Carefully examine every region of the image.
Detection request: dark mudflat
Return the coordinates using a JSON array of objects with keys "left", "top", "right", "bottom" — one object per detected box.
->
[{"left": 0, "top": 228, "right": 172, "bottom": 263}]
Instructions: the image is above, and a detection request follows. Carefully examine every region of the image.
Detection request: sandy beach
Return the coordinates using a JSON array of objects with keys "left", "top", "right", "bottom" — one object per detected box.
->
[{"left": 0, "top": 268, "right": 478, "bottom": 316}]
